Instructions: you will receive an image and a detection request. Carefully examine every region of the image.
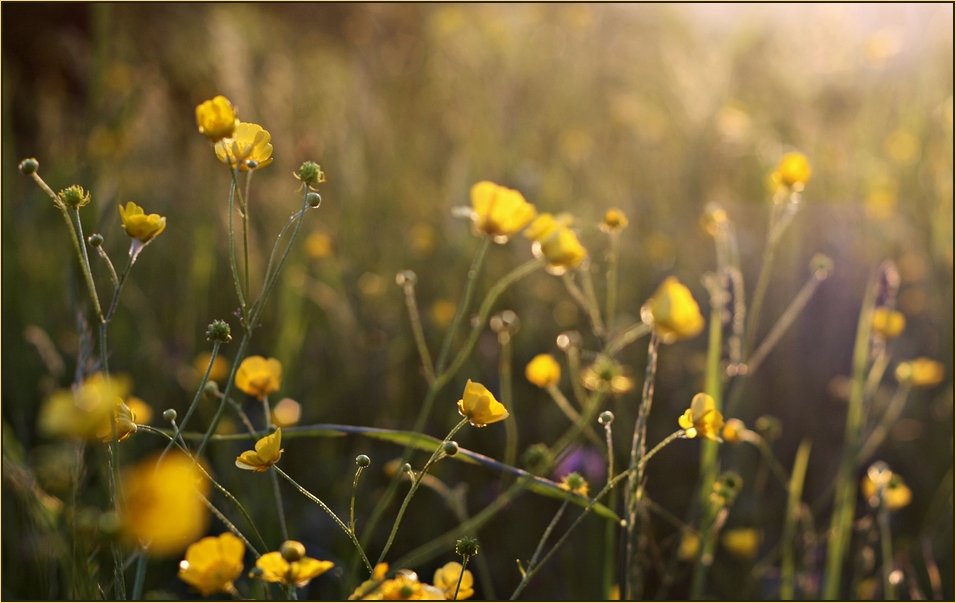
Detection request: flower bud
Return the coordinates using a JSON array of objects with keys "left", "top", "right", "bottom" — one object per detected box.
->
[
  {"left": 401, "top": 462, "right": 413, "bottom": 475},
  {"left": 442, "top": 441, "right": 459, "bottom": 457},
  {"left": 306, "top": 192, "right": 322, "bottom": 208},
  {"left": 206, "top": 320, "right": 232, "bottom": 343},
  {"left": 599, "top": 411, "right": 615, "bottom": 425},
  {"left": 59, "top": 185, "right": 92, "bottom": 208},
  {"left": 88, "top": 233, "right": 104, "bottom": 247},
  {"left": 245, "top": 159, "right": 259, "bottom": 170},
  {"left": 203, "top": 381, "right": 220, "bottom": 397},
  {"left": 395, "top": 270, "right": 417, "bottom": 287},
  {"left": 98, "top": 511, "right": 122, "bottom": 536},
  {"left": 280, "top": 540, "right": 306, "bottom": 562},
  {"left": 600, "top": 208, "right": 629, "bottom": 233},
  {"left": 754, "top": 416, "right": 782, "bottom": 443},
  {"left": 722, "top": 418, "right": 746, "bottom": 445},
  {"left": 456, "top": 536, "right": 480, "bottom": 559},
  {"left": 19, "top": 158, "right": 39, "bottom": 175},
  {"left": 297, "top": 161, "right": 325, "bottom": 185},
  {"left": 248, "top": 566, "right": 264, "bottom": 579},
  {"left": 356, "top": 454, "right": 371, "bottom": 467},
  {"left": 163, "top": 408, "right": 177, "bottom": 422}
]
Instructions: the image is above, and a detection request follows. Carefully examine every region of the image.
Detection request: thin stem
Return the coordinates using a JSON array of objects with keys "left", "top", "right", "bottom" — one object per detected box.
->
[
  {"left": 498, "top": 331, "right": 517, "bottom": 470},
  {"left": 601, "top": 418, "right": 617, "bottom": 601},
  {"left": 578, "top": 263, "right": 606, "bottom": 338},
  {"left": 605, "top": 231, "right": 620, "bottom": 329},
  {"left": 70, "top": 207, "right": 104, "bottom": 317},
  {"left": 159, "top": 341, "right": 221, "bottom": 464},
  {"left": 603, "top": 322, "right": 652, "bottom": 356},
  {"left": 562, "top": 271, "right": 604, "bottom": 338},
  {"left": 878, "top": 496, "right": 897, "bottom": 599},
  {"left": 350, "top": 466, "right": 366, "bottom": 536},
  {"left": 227, "top": 167, "right": 248, "bottom": 320},
  {"left": 857, "top": 382, "right": 911, "bottom": 464},
  {"left": 435, "top": 237, "right": 491, "bottom": 374},
  {"left": 399, "top": 278, "right": 436, "bottom": 385},
  {"left": 95, "top": 245, "right": 119, "bottom": 289},
  {"left": 197, "top": 491, "right": 261, "bottom": 558},
  {"left": 546, "top": 384, "right": 604, "bottom": 451},
  {"left": 521, "top": 497, "right": 571, "bottom": 587},
  {"left": 196, "top": 333, "right": 250, "bottom": 458},
  {"left": 131, "top": 552, "right": 147, "bottom": 600},
  {"left": 271, "top": 468, "right": 290, "bottom": 542},
  {"left": 562, "top": 341, "right": 589, "bottom": 411},
  {"left": 781, "top": 438, "right": 812, "bottom": 600},
  {"left": 453, "top": 557, "right": 469, "bottom": 601}
]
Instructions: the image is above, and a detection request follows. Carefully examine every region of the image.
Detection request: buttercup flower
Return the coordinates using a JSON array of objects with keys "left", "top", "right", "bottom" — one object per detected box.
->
[
  {"left": 641, "top": 276, "right": 705, "bottom": 343},
  {"left": 350, "top": 562, "right": 390, "bottom": 600},
  {"left": 721, "top": 418, "right": 747, "bottom": 445},
  {"left": 119, "top": 202, "right": 166, "bottom": 244},
  {"left": 895, "top": 357, "right": 944, "bottom": 387},
  {"left": 772, "top": 152, "right": 812, "bottom": 190},
  {"left": 215, "top": 122, "right": 274, "bottom": 170},
  {"left": 178, "top": 532, "right": 245, "bottom": 596},
  {"left": 95, "top": 399, "right": 138, "bottom": 442},
  {"left": 525, "top": 354, "right": 561, "bottom": 388},
  {"left": 121, "top": 451, "right": 210, "bottom": 557},
  {"left": 525, "top": 213, "right": 587, "bottom": 272},
  {"left": 558, "top": 472, "right": 589, "bottom": 497},
  {"left": 433, "top": 561, "right": 474, "bottom": 600},
  {"left": 600, "top": 208, "right": 629, "bottom": 233},
  {"left": 872, "top": 307, "right": 906, "bottom": 339},
  {"left": 678, "top": 393, "right": 725, "bottom": 441},
  {"left": 38, "top": 372, "right": 132, "bottom": 440},
  {"left": 457, "top": 380, "right": 509, "bottom": 427},
  {"left": 235, "top": 356, "right": 283, "bottom": 399},
  {"left": 469, "top": 181, "right": 537, "bottom": 243},
  {"left": 236, "top": 428, "right": 284, "bottom": 472},
  {"left": 678, "top": 531, "right": 700, "bottom": 561},
  {"left": 256, "top": 543, "right": 334, "bottom": 587},
  {"left": 581, "top": 356, "right": 634, "bottom": 395},
  {"left": 377, "top": 570, "right": 445, "bottom": 600},
  {"left": 196, "top": 96, "right": 238, "bottom": 142},
  {"left": 721, "top": 527, "right": 762, "bottom": 560},
  {"left": 862, "top": 463, "right": 912, "bottom": 510}
]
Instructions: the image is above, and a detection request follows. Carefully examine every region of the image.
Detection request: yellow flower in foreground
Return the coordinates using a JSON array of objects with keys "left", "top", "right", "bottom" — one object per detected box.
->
[
  {"left": 379, "top": 570, "right": 445, "bottom": 600},
  {"left": 119, "top": 202, "right": 166, "bottom": 244},
  {"left": 457, "top": 380, "right": 509, "bottom": 427},
  {"left": 872, "top": 307, "right": 906, "bottom": 339},
  {"left": 350, "top": 562, "right": 390, "bottom": 600},
  {"left": 678, "top": 393, "right": 725, "bottom": 441},
  {"left": 721, "top": 527, "right": 762, "bottom": 560},
  {"left": 558, "top": 472, "right": 589, "bottom": 497},
  {"left": 642, "top": 276, "right": 705, "bottom": 343},
  {"left": 256, "top": 546, "right": 334, "bottom": 588},
  {"left": 600, "top": 208, "right": 629, "bottom": 233},
  {"left": 38, "top": 372, "right": 132, "bottom": 440},
  {"left": 178, "top": 532, "right": 245, "bottom": 596},
  {"left": 862, "top": 463, "right": 912, "bottom": 510},
  {"left": 525, "top": 213, "right": 587, "bottom": 272},
  {"left": 895, "top": 358, "right": 945, "bottom": 387},
  {"left": 95, "top": 399, "right": 138, "bottom": 442},
  {"left": 469, "top": 181, "right": 537, "bottom": 243},
  {"left": 525, "top": 354, "right": 561, "bottom": 388},
  {"left": 235, "top": 356, "right": 283, "bottom": 399},
  {"left": 236, "top": 428, "right": 284, "bottom": 472},
  {"left": 772, "top": 152, "right": 812, "bottom": 190},
  {"left": 121, "top": 451, "right": 210, "bottom": 557},
  {"left": 195, "top": 95, "right": 238, "bottom": 142},
  {"left": 433, "top": 561, "right": 474, "bottom": 600},
  {"left": 215, "top": 122, "right": 274, "bottom": 170},
  {"left": 523, "top": 212, "right": 572, "bottom": 242}
]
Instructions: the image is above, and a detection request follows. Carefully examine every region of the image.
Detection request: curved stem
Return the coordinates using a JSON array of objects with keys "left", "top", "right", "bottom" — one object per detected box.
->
[
  {"left": 159, "top": 341, "right": 220, "bottom": 464},
  {"left": 68, "top": 206, "right": 104, "bottom": 319},
  {"left": 400, "top": 279, "right": 435, "bottom": 385},
  {"left": 513, "top": 497, "right": 570, "bottom": 597},
  {"left": 605, "top": 231, "right": 620, "bottom": 329},
  {"left": 453, "top": 557, "right": 469, "bottom": 601},
  {"left": 435, "top": 237, "right": 490, "bottom": 374},
  {"left": 227, "top": 166, "right": 248, "bottom": 320},
  {"left": 350, "top": 466, "right": 366, "bottom": 536}
]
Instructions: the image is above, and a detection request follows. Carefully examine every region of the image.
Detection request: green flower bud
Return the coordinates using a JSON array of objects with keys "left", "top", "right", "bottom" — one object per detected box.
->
[
  {"left": 395, "top": 270, "right": 417, "bottom": 287},
  {"left": 401, "top": 462, "right": 413, "bottom": 475},
  {"left": 297, "top": 161, "right": 325, "bottom": 185},
  {"left": 163, "top": 409, "right": 177, "bottom": 422},
  {"left": 599, "top": 411, "right": 615, "bottom": 425},
  {"left": 245, "top": 159, "right": 259, "bottom": 170},
  {"left": 456, "top": 536, "right": 480, "bottom": 559},
  {"left": 356, "top": 454, "right": 371, "bottom": 467},
  {"left": 58, "top": 185, "right": 91, "bottom": 208},
  {"left": 88, "top": 233, "right": 104, "bottom": 247},
  {"left": 442, "top": 441, "right": 459, "bottom": 457},
  {"left": 306, "top": 192, "right": 322, "bottom": 208},
  {"left": 248, "top": 567, "right": 264, "bottom": 579},
  {"left": 203, "top": 381, "right": 220, "bottom": 397},
  {"left": 19, "top": 158, "right": 39, "bottom": 175},
  {"left": 206, "top": 320, "right": 232, "bottom": 343},
  {"left": 280, "top": 540, "right": 306, "bottom": 562}
]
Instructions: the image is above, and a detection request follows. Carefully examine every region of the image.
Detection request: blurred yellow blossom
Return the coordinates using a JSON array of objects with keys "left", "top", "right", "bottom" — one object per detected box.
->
[
  {"left": 95, "top": 399, "right": 137, "bottom": 442},
  {"left": 409, "top": 222, "right": 437, "bottom": 257},
  {"left": 678, "top": 531, "right": 700, "bottom": 561},
  {"left": 121, "top": 451, "right": 210, "bottom": 557},
  {"left": 272, "top": 398, "right": 302, "bottom": 428},
  {"left": 235, "top": 356, "right": 282, "bottom": 399},
  {"left": 194, "top": 352, "right": 229, "bottom": 383},
  {"left": 431, "top": 299, "right": 457, "bottom": 327},
  {"left": 895, "top": 358, "right": 944, "bottom": 387},
  {"left": 600, "top": 208, "right": 629, "bottom": 233},
  {"left": 558, "top": 472, "right": 589, "bottom": 497},
  {"left": 871, "top": 307, "right": 906, "bottom": 339},
  {"left": 119, "top": 202, "right": 166, "bottom": 244},
  {"left": 236, "top": 428, "right": 284, "bottom": 472},
  {"left": 377, "top": 570, "right": 445, "bottom": 600},
  {"left": 772, "top": 152, "right": 812, "bottom": 191},
  {"left": 469, "top": 181, "right": 537, "bottom": 243},
  {"left": 457, "top": 380, "right": 509, "bottom": 427},
  {"left": 525, "top": 354, "right": 561, "bottom": 388},
  {"left": 350, "top": 562, "right": 391, "bottom": 599},
  {"left": 433, "top": 561, "right": 474, "bottom": 600},
  {"left": 678, "top": 393, "right": 725, "bottom": 441},
  {"left": 256, "top": 543, "right": 334, "bottom": 587},
  {"left": 862, "top": 463, "right": 912, "bottom": 510},
  {"left": 178, "top": 532, "right": 245, "bottom": 596},
  {"left": 215, "top": 122, "right": 274, "bottom": 171},
  {"left": 38, "top": 372, "right": 132, "bottom": 440},
  {"left": 524, "top": 212, "right": 572, "bottom": 242},
  {"left": 581, "top": 356, "right": 634, "bottom": 395},
  {"left": 641, "top": 276, "right": 705, "bottom": 343},
  {"left": 525, "top": 213, "right": 587, "bottom": 272},
  {"left": 195, "top": 96, "right": 238, "bottom": 142},
  {"left": 721, "top": 527, "right": 762, "bottom": 560},
  {"left": 306, "top": 232, "right": 333, "bottom": 259},
  {"left": 721, "top": 418, "right": 747, "bottom": 445}
]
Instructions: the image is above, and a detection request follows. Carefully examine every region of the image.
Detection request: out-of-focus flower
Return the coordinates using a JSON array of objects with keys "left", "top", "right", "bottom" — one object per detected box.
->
[
  {"left": 457, "top": 380, "right": 508, "bottom": 427},
  {"left": 58, "top": 185, "right": 91, "bottom": 208},
  {"left": 771, "top": 152, "right": 812, "bottom": 191},
  {"left": 641, "top": 276, "right": 705, "bottom": 343},
  {"left": 194, "top": 352, "right": 229, "bottom": 383},
  {"left": 862, "top": 462, "right": 912, "bottom": 510},
  {"left": 581, "top": 356, "right": 634, "bottom": 395},
  {"left": 872, "top": 307, "right": 906, "bottom": 339},
  {"left": 38, "top": 373, "right": 132, "bottom": 440},
  {"left": 121, "top": 451, "right": 210, "bottom": 557},
  {"left": 895, "top": 358, "right": 944, "bottom": 387},
  {"left": 552, "top": 445, "right": 606, "bottom": 487},
  {"left": 306, "top": 232, "right": 334, "bottom": 259},
  {"left": 678, "top": 531, "right": 700, "bottom": 561},
  {"left": 256, "top": 543, "right": 334, "bottom": 587},
  {"left": 525, "top": 213, "right": 587, "bottom": 272},
  {"left": 600, "top": 208, "right": 629, "bottom": 233},
  {"left": 235, "top": 356, "right": 282, "bottom": 399},
  {"left": 272, "top": 398, "right": 302, "bottom": 428},
  {"left": 215, "top": 122, "right": 274, "bottom": 170},
  {"left": 678, "top": 393, "right": 724, "bottom": 441},
  {"left": 433, "top": 561, "right": 474, "bottom": 600},
  {"left": 721, "top": 528, "right": 762, "bottom": 560},
  {"left": 350, "top": 562, "right": 391, "bottom": 600},
  {"left": 95, "top": 400, "right": 138, "bottom": 442},
  {"left": 431, "top": 299, "right": 457, "bottom": 327},
  {"left": 378, "top": 570, "right": 445, "bottom": 600},
  {"left": 525, "top": 354, "right": 561, "bottom": 388},
  {"left": 884, "top": 129, "right": 919, "bottom": 165},
  {"left": 523, "top": 212, "right": 572, "bottom": 242},
  {"left": 721, "top": 418, "right": 747, "bottom": 445},
  {"left": 178, "top": 532, "right": 245, "bottom": 596},
  {"left": 558, "top": 472, "right": 589, "bottom": 497},
  {"left": 469, "top": 181, "right": 537, "bottom": 243},
  {"left": 235, "top": 428, "right": 284, "bottom": 472},
  {"left": 196, "top": 96, "right": 238, "bottom": 142},
  {"left": 119, "top": 202, "right": 166, "bottom": 244}
]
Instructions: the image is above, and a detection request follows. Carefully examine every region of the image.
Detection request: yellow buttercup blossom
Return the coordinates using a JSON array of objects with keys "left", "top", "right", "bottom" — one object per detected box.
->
[
  {"left": 236, "top": 428, "right": 284, "bottom": 472},
  {"left": 721, "top": 418, "right": 747, "bottom": 445},
  {"left": 256, "top": 546, "right": 334, "bottom": 587},
  {"left": 457, "top": 380, "right": 509, "bottom": 427},
  {"left": 119, "top": 202, "right": 166, "bottom": 244},
  {"left": 121, "top": 451, "right": 210, "bottom": 557},
  {"left": 581, "top": 356, "right": 634, "bottom": 395},
  {"left": 678, "top": 531, "right": 700, "bottom": 561},
  {"left": 178, "top": 532, "right": 245, "bottom": 596},
  {"left": 377, "top": 570, "right": 445, "bottom": 600},
  {"left": 772, "top": 152, "right": 812, "bottom": 190},
  {"left": 38, "top": 372, "right": 132, "bottom": 440},
  {"left": 525, "top": 213, "right": 587, "bottom": 272},
  {"left": 600, "top": 208, "right": 629, "bottom": 233},
  {"left": 721, "top": 527, "right": 762, "bottom": 560},
  {"left": 194, "top": 352, "right": 229, "bottom": 383},
  {"left": 895, "top": 357, "right": 944, "bottom": 387},
  {"left": 558, "top": 472, "right": 589, "bottom": 497},
  {"left": 523, "top": 212, "right": 572, "bottom": 242},
  {"left": 95, "top": 399, "right": 138, "bottom": 442},
  {"left": 195, "top": 96, "right": 238, "bottom": 142},
  {"left": 872, "top": 307, "right": 906, "bottom": 339},
  {"left": 642, "top": 276, "right": 705, "bottom": 343},
  {"left": 215, "top": 122, "right": 274, "bottom": 171},
  {"left": 433, "top": 561, "right": 474, "bottom": 600},
  {"left": 350, "top": 562, "right": 391, "bottom": 600},
  {"left": 678, "top": 393, "right": 725, "bottom": 441},
  {"left": 235, "top": 356, "right": 283, "bottom": 399},
  {"left": 525, "top": 354, "right": 561, "bottom": 388},
  {"left": 862, "top": 462, "right": 912, "bottom": 510},
  {"left": 469, "top": 181, "right": 537, "bottom": 243}
]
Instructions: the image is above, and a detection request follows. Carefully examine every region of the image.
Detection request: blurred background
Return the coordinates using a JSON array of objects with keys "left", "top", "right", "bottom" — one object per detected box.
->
[{"left": 2, "top": 3, "right": 952, "bottom": 600}]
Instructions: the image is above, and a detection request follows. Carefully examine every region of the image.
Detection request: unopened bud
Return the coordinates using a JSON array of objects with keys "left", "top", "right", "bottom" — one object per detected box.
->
[
  {"left": 306, "top": 192, "right": 322, "bottom": 208},
  {"left": 248, "top": 567, "right": 264, "bottom": 579},
  {"left": 206, "top": 320, "right": 232, "bottom": 343},
  {"left": 280, "top": 540, "right": 306, "bottom": 562},
  {"left": 456, "top": 536, "right": 479, "bottom": 559},
  {"left": 297, "top": 161, "right": 325, "bottom": 185},
  {"left": 356, "top": 454, "right": 371, "bottom": 467},
  {"left": 88, "top": 233, "right": 104, "bottom": 247},
  {"left": 203, "top": 381, "right": 220, "bottom": 397},
  {"left": 598, "top": 411, "right": 615, "bottom": 425},
  {"left": 395, "top": 270, "right": 417, "bottom": 287},
  {"left": 163, "top": 409, "right": 177, "bottom": 422},
  {"left": 442, "top": 441, "right": 459, "bottom": 456},
  {"left": 58, "top": 185, "right": 91, "bottom": 208},
  {"left": 245, "top": 159, "right": 259, "bottom": 170},
  {"left": 18, "top": 158, "right": 39, "bottom": 175}
]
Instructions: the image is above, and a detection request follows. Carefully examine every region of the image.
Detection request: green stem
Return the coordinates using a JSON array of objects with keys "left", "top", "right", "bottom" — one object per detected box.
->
[
  {"left": 578, "top": 263, "right": 606, "bottom": 338},
  {"left": 878, "top": 495, "right": 897, "bottom": 599},
  {"left": 546, "top": 384, "right": 604, "bottom": 451},
  {"left": 562, "top": 271, "right": 604, "bottom": 338},
  {"left": 197, "top": 491, "right": 261, "bottom": 558},
  {"left": 602, "top": 419, "right": 617, "bottom": 600},
  {"left": 227, "top": 166, "right": 248, "bottom": 320},
  {"left": 857, "top": 382, "right": 911, "bottom": 464},
  {"left": 606, "top": 231, "right": 620, "bottom": 329},
  {"left": 436, "top": 236, "right": 491, "bottom": 374},
  {"left": 399, "top": 277, "right": 436, "bottom": 385},
  {"left": 453, "top": 557, "right": 470, "bottom": 601},
  {"left": 350, "top": 466, "right": 366, "bottom": 536},
  {"left": 603, "top": 322, "right": 652, "bottom": 357},
  {"left": 131, "top": 552, "right": 147, "bottom": 600},
  {"left": 499, "top": 332, "right": 517, "bottom": 470},
  {"left": 159, "top": 341, "right": 221, "bottom": 464},
  {"left": 514, "top": 496, "right": 570, "bottom": 596},
  {"left": 781, "top": 438, "right": 812, "bottom": 600},
  {"left": 94, "top": 245, "right": 119, "bottom": 289}
]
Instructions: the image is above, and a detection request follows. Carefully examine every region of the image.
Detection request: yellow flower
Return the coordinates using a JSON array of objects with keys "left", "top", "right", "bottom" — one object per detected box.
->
[
  {"left": 642, "top": 276, "right": 705, "bottom": 343},
  {"left": 126, "top": 396, "right": 153, "bottom": 425},
  {"left": 721, "top": 528, "right": 762, "bottom": 560},
  {"left": 377, "top": 570, "right": 445, "bottom": 600},
  {"left": 38, "top": 372, "right": 132, "bottom": 440},
  {"left": 457, "top": 380, "right": 509, "bottom": 427},
  {"left": 272, "top": 398, "right": 302, "bottom": 428},
  {"left": 350, "top": 562, "right": 391, "bottom": 600},
  {"left": 95, "top": 399, "right": 138, "bottom": 442},
  {"left": 433, "top": 561, "right": 474, "bottom": 600},
  {"left": 235, "top": 356, "right": 283, "bottom": 399},
  {"left": 862, "top": 463, "right": 912, "bottom": 510},
  {"left": 469, "top": 181, "right": 537, "bottom": 243},
  {"left": 119, "top": 202, "right": 166, "bottom": 244},
  {"left": 256, "top": 548, "right": 334, "bottom": 588},
  {"left": 872, "top": 307, "right": 906, "bottom": 339},
  {"left": 523, "top": 212, "right": 572, "bottom": 241},
  {"left": 581, "top": 356, "right": 634, "bottom": 395},
  {"left": 772, "top": 152, "right": 812, "bottom": 190},
  {"left": 678, "top": 393, "right": 725, "bottom": 441},
  {"left": 525, "top": 213, "right": 587, "bottom": 272},
  {"left": 895, "top": 358, "right": 944, "bottom": 387},
  {"left": 121, "top": 451, "right": 210, "bottom": 557},
  {"left": 195, "top": 96, "right": 238, "bottom": 142},
  {"left": 600, "top": 208, "right": 629, "bottom": 233},
  {"left": 178, "top": 532, "right": 245, "bottom": 596},
  {"left": 558, "top": 472, "right": 589, "bottom": 497},
  {"left": 721, "top": 418, "right": 747, "bottom": 445},
  {"left": 678, "top": 531, "right": 700, "bottom": 561},
  {"left": 525, "top": 354, "right": 561, "bottom": 388},
  {"left": 194, "top": 352, "right": 230, "bottom": 383},
  {"left": 236, "top": 428, "right": 284, "bottom": 472},
  {"left": 215, "top": 122, "right": 274, "bottom": 171}
]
